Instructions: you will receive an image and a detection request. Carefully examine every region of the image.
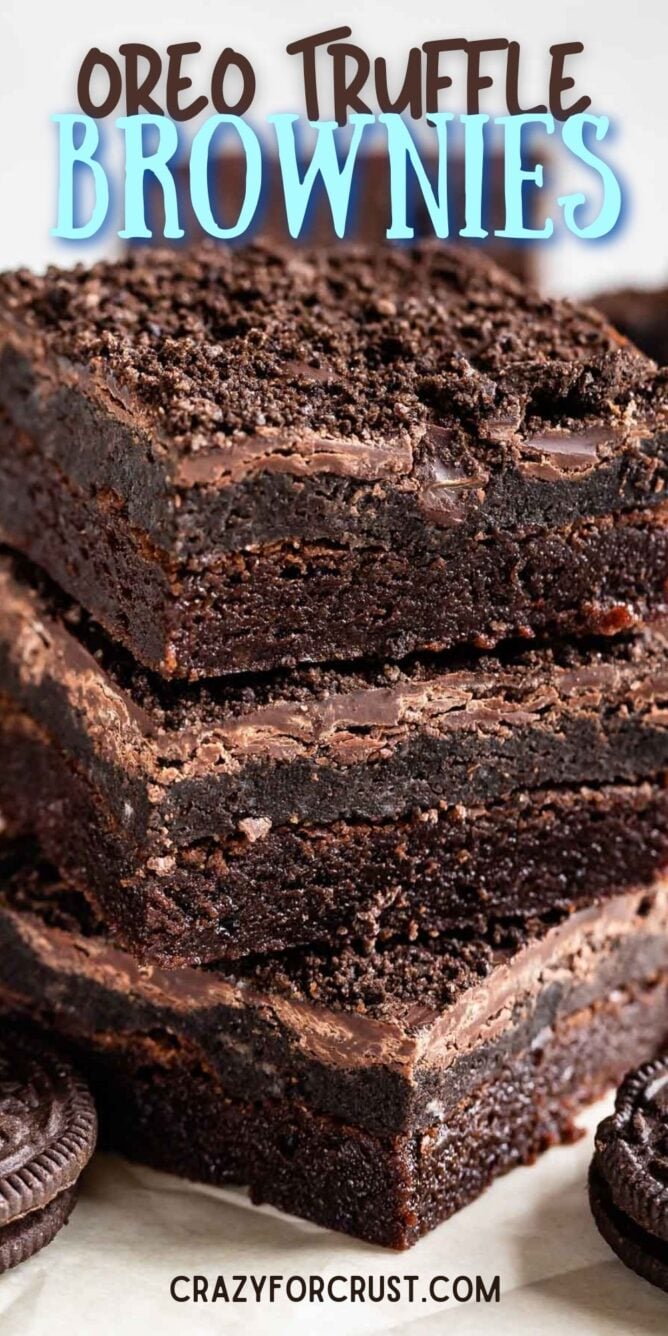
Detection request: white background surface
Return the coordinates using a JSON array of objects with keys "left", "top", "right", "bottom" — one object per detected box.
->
[
  {"left": 0, "top": 1100, "right": 666, "bottom": 1335},
  {"left": 0, "top": 0, "right": 665, "bottom": 294}
]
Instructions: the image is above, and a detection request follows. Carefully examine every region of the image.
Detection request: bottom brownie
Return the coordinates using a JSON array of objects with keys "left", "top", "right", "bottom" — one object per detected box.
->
[
  {"left": 52, "top": 984, "right": 668, "bottom": 1249},
  {"left": 0, "top": 844, "right": 667, "bottom": 1247}
]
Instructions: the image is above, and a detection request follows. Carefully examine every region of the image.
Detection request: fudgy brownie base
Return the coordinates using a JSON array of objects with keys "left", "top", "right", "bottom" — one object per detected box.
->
[
  {"left": 2, "top": 554, "right": 668, "bottom": 963},
  {"left": 4, "top": 414, "right": 668, "bottom": 679},
  {"left": 1, "top": 244, "right": 666, "bottom": 678},
  {"left": 3, "top": 717, "right": 668, "bottom": 964},
  {"left": 1, "top": 853, "right": 667, "bottom": 1247},
  {"left": 73, "top": 995, "right": 668, "bottom": 1249}
]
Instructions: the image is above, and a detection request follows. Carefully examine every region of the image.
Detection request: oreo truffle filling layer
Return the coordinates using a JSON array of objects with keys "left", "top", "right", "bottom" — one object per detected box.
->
[
  {"left": 1, "top": 849, "right": 668, "bottom": 1247},
  {"left": 3, "top": 554, "right": 668, "bottom": 962},
  {"left": 0, "top": 244, "right": 666, "bottom": 678}
]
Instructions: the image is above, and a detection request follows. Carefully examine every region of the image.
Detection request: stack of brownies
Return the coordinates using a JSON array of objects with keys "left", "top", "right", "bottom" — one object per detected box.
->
[{"left": 0, "top": 242, "right": 668, "bottom": 1248}]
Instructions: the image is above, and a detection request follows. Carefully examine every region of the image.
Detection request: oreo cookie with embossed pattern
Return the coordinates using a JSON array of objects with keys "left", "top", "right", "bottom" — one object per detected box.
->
[
  {"left": 590, "top": 1055, "right": 668, "bottom": 1291},
  {"left": 0, "top": 1028, "right": 97, "bottom": 1272}
]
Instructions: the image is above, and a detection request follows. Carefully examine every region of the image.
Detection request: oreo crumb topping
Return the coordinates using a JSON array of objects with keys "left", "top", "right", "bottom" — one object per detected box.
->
[{"left": 1, "top": 242, "right": 660, "bottom": 457}]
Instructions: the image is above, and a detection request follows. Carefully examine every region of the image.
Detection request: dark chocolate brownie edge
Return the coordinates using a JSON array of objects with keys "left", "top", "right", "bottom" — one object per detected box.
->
[{"left": 4, "top": 703, "right": 668, "bottom": 964}]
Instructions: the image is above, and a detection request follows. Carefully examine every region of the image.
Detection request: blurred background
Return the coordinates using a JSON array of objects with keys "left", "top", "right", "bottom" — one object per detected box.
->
[{"left": 0, "top": 0, "right": 664, "bottom": 297}]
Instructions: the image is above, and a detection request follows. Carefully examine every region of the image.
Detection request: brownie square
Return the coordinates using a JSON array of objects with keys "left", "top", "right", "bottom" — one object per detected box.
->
[
  {"left": 2, "top": 552, "right": 668, "bottom": 965},
  {"left": 0, "top": 244, "right": 666, "bottom": 679},
  {"left": 1, "top": 844, "right": 667, "bottom": 1246}
]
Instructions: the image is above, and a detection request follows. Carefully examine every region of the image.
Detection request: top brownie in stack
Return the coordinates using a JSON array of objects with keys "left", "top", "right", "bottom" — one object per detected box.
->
[{"left": 0, "top": 244, "right": 666, "bottom": 680}]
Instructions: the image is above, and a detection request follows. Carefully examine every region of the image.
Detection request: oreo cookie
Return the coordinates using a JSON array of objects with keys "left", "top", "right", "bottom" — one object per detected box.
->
[
  {"left": 590, "top": 1055, "right": 668, "bottom": 1292},
  {"left": 0, "top": 1029, "right": 97, "bottom": 1272}
]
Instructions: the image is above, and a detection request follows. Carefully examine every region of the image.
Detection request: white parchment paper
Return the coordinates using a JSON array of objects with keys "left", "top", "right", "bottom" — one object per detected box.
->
[{"left": 0, "top": 1098, "right": 665, "bottom": 1336}]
